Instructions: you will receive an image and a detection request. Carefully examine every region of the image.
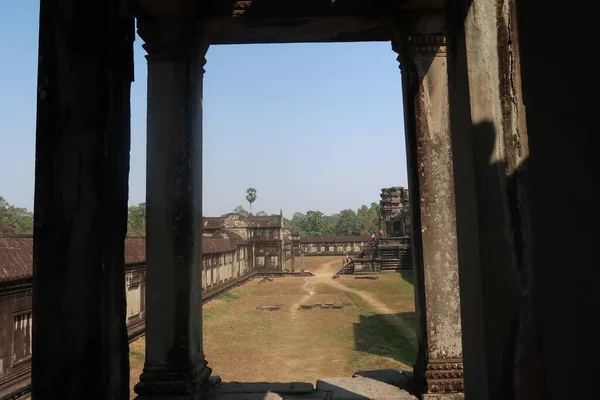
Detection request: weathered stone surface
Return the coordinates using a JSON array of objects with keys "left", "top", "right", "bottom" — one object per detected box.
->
[
  {"left": 352, "top": 370, "right": 411, "bottom": 390},
  {"left": 316, "top": 377, "right": 416, "bottom": 399},
  {"left": 216, "top": 382, "right": 314, "bottom": 394},
  {"left": 32, "top": 1, "right": 133, "bottom": 399},
  {"left": 217, "top": 392, "right": 283, "bottom": 400}
]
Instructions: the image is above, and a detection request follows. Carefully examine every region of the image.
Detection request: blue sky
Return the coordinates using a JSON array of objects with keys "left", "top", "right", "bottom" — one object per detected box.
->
[{"left": 0, "top": 2, "right": 407, "bottom": 218}]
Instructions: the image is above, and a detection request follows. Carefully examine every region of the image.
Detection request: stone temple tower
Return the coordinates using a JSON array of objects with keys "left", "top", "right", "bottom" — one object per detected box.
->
[{"left": 379, "top": 186, "right": 410, "bottom": 237}]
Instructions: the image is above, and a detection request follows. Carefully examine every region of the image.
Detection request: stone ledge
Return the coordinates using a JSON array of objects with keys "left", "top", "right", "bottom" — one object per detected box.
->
[{"left": 316, "top": 377, "right": 416, "bottom": 399}]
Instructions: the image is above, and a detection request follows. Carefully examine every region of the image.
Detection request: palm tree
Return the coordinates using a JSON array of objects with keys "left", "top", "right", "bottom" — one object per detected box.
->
[{"left": 245, "top": 187, "right": 257, "bottom": 215}]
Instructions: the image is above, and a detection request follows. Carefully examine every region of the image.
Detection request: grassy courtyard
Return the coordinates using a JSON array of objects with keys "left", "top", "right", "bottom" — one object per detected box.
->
[{"left": 128, "top": 256, "right": 416, "bottom": 398}]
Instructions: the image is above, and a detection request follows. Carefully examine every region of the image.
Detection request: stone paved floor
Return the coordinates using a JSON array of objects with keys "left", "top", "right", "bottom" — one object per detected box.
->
[{"left": 209, "top": 369, "right": 418, "bottom": 400}]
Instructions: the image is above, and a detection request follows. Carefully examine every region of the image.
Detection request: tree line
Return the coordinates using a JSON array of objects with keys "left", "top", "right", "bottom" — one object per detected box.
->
[
  {"left": 284, "top": 203, "right": 381, "bottom": 237},
  {"left": 1, "top": 195, "right": 381, "bottom": 238},
  {"left": 127, "top": 202, "right": 380, "bottom": 237}
]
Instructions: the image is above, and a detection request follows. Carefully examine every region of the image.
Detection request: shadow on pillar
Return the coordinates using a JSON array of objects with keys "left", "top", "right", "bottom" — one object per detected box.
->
[{"left": 445, "top": 1, "right": 544, "bottom": 398}]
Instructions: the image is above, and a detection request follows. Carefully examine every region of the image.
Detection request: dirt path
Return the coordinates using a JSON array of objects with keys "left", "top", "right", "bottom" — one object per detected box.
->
[
  {"left": 290, "top": 278, "right": 316, "bottom": 316},
  {"left": 307, "top": 259, "right": 417, "bottom": 342}
]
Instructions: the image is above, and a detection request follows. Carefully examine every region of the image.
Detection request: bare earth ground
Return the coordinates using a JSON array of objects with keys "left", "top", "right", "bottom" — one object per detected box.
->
[{"left": 128, "top": 256, "right": 416, "bottom": 398}]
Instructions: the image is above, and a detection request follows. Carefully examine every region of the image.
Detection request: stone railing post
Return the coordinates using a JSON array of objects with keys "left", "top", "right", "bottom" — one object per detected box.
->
[
  {"left": 133, "top": 17, "right": 211, "bottom": 399},
  {"left": 394, "top": 29, "right": 464, "bottom": 399}
]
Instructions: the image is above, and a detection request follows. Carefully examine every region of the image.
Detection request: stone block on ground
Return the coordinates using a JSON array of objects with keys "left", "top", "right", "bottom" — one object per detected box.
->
[
  {"left": 299, "top": 304, "right": 314, "bottom": 310},
  {"left": 256, "top": 305, "right": 281, "bottom": 311},
  {"left": 352, "top": 369, "right": 411, "bottom": 390},
  {"left": 316, "top": 377, "right": 416, "bottom": 399},
  {"left": 331, "top": 304, "right": 344, "bottom": 309}
]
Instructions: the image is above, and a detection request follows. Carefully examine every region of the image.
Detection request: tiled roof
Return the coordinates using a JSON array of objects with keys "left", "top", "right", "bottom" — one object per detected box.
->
[
  {"left": 299, "top": 236, "right": 371, "bottom": 243},
  {"left": 203, "top": 217, "right": 225, "bottom": 230},
  {"left": 0, "top": 236, "right": 147, "bottom": 283},
  {"left": 202, "top": 215, "right": 282, "bottom": 230},
  {"left": 245, "top": 216, "right": 281, "bottom": 227},
  {"left": 1, "top": 234, "right": 250, "bottom": 281},
  {"left": 0, "top": 235, "right": 33, "bottom": 282},
  {"left": 124, "top": 237, "right": 146, "bottom": 265},
  {"left": 202, "top": 237, "right": 237, "bottom": 254}
]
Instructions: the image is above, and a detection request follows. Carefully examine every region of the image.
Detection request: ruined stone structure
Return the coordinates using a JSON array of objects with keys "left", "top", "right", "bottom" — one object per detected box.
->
[
  {"left": 300, "top": 236, "right": 371, "bottom": 256},
  {"left": 202, "top": 213, "right": 286, "bottom": 272},
  {"left": 24, "top": 0, "right": 597, "bottom": 399},
  {"left": 380, "top": 187, "right": 411, "bottom": 237},
  {"left": 284, "top": 229, "right": 302, "bottom": 272},
  {"left": 333, "top": 187, "right": 413, "bottom": 275}
]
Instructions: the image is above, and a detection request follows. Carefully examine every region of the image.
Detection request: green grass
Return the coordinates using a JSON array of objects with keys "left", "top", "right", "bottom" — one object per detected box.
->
[
  {"left": 130, "top": 349, "right": 145, "bottom": 361},
  {"left": 346, "top": 292, "right": 417, "bottom": 371},
  {"left": 203, "top": 289, "right": 248, "bottom": 322}
]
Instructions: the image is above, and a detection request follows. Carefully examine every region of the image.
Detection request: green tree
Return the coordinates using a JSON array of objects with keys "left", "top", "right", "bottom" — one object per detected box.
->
[
  {"left": 323, "top": 214, "right": 340, "bottom": 235},
  {"left": 0, "top": 196, "right": 33, "bottom": 234},
  {"left": 335, "top": 209, "right": 361, "bottom": 236},
  {"left": 255, "top": 211, "right": 268, "bottom": 216},
  {"left": 357, "top": 204, "right": 380, "bottom": 235},
  {"left": 285, "top": 212, "right": 306, "bottom": 232},
  {"left": 304, "top": 210, "right": 326, "bottom": 236},
  {"left": 245, "top": 187, "right": 257, "bottom": 214},
  {"left": 127, "top": 203, "right": 146, "bottom": 236}
]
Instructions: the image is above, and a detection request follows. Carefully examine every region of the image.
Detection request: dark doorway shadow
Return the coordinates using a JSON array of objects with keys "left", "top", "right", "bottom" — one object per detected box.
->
[{"left": 353, "top": 312, "right": 417, "bottom": 368}]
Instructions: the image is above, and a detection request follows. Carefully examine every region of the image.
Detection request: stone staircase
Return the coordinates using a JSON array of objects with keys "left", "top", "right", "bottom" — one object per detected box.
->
[
  {"left": 379, "top": 245, "right": 412, "bottom": 272},
  {"left": 334, "top": 239, "right": 413, "bottom": 276},
  {"left": 334, "top": 239, "right": 379, "bottom": 276}
]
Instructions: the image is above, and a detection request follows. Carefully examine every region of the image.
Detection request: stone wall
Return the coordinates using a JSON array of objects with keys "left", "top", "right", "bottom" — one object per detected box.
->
[
  {"left": 202, "top": 246, "right": 250, "bottom": 290},
  {"left": 203, "top": 214, "right": 285, "bottom": 271},
  {"left": 0, "top": 268, "right": 145, "bottom": 399},
  {"left": 300, "top": 236, "right": 371, "bottom": 256},
  {"left": 0, "top": 280, "right": 32, "bottom": 400}
]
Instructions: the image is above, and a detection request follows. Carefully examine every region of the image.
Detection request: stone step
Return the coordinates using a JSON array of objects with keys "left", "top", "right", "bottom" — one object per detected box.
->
[{"left": 316, "top": 377, "right": 416, "bottom": 400}]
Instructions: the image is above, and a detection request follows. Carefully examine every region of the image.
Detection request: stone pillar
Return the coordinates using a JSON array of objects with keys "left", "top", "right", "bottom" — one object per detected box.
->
[
  {"left": 394, "top": 28, "right": 464, "bottom": 398},
  {"left": 445, "top": 1, "right": 535, "bottom": 398},
  {"left": 32, "top": 1, "right": 133, "bottom": 399},
  {"left": 134, "top": 18, "right": 211, "bottom": 399}
]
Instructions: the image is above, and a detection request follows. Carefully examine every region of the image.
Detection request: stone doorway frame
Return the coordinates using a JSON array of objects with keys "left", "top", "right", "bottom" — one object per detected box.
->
[{"left": 30, "top": 1, "right": 528, "bottom": 400}]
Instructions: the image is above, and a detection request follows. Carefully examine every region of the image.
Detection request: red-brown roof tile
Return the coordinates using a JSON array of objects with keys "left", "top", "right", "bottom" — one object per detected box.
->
[{"left": 202, "top": 237, "right": 237, "bottom": 255}]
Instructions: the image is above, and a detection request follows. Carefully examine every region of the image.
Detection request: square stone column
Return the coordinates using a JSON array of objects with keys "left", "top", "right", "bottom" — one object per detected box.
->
[
  {"left": 32, "top": 1, "right": 133, "bottom": 399},
  {"left": 133, "top": 18, "right": 211, "bottom": 400},
  {"left": 394, "top": 29, "right": 464, "bottom": 398}
]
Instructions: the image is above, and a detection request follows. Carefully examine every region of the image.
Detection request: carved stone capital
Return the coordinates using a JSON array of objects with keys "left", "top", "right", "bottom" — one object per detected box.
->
[
  {"left": 406, "top": 34, "right": 447, "bottom": 56},
  {"left": 138, "top": 16, "right": 209, "bottom": 66},
  {"left": 424, "top": 358, "right": 464, "bottom": 394},
  {"left": 393, "top": 34, "right": 447, "bottom": 71}
]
